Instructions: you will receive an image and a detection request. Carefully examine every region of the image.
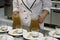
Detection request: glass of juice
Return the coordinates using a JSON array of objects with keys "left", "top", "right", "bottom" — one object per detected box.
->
[
  {"left": 12, "top": 13, "right": 21, "bottom": 29},
  {"left": 29, "top": 14, "right": 40, "bottom": 32}
]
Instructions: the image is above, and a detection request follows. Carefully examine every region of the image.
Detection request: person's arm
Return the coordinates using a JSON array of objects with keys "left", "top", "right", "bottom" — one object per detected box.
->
[
  {"left": 12, "top": 0, "right": 19, "bottom": 20},
  {"left": 39, "top": 0, "right": 52, "bottom": 24},
  {"left": 13, "top": 0, "right": 19, "bottom": 12}
]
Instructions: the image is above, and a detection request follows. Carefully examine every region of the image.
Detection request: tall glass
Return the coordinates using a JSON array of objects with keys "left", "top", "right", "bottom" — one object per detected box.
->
[
  {"left": 29, "top": 14, "right": 40, "bottom": 32},
  {"left": 12, "top": 13, "right": 21, "bottom": 29}
]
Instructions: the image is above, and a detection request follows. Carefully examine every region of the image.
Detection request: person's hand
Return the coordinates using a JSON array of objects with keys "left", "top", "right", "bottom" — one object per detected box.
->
[{"left": 38, "top": 15, "right": 45, "bottom": 24}]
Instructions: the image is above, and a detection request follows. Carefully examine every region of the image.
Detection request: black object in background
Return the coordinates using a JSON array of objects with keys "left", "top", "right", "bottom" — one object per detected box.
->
[
  {"left": 51, "top": 0, "right": 60, "bottom": 1},
  {"left": 0, "top": 0, "right": 5, "bottom": 8},
  {"left": 5, "top": 0, "right": 11, "bottom": 6},
  {"left": 53, "top": 9, "right": 60, "bottom": 13}
]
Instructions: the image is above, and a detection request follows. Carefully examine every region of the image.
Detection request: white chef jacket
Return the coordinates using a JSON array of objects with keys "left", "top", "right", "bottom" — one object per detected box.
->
[{"left": 13, "top": 0, "right": 51, "bottom": 29}]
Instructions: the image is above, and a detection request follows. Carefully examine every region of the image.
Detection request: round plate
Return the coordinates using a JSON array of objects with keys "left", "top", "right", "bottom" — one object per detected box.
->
[
  {"left": 0, "top": 26, "right": 12, "bottom": 33},
  {"left": 49, "top": 30, "right": 60, "bottom": 38},
  {"left": 6, "top": 35, "right": 14, "bottom": 40},
  {"left": 43, "top": 37, "right": 58, "bottom": 40},
  {"left": 0, "top": 35, "right": 14, "bottom": 40},
  {"left": 23, "top": 32, "right": 43, "bottom": 40},
  {"left": 8, "top": 29, "right": 27, "bottom": 36}
]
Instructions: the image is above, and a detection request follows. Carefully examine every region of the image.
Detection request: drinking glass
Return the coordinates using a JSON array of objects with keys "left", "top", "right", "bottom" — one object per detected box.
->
[{"left": 29, "top": 14, "right": 40, "bottom": 32}]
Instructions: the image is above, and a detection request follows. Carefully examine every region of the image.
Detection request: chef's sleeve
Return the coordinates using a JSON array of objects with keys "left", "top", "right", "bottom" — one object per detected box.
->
[
  {"left": 42, "top": 0, "right": 52, "bottom": 13},
  {"left": 13, "top": 0, "right": 19, "bottom": 12}
]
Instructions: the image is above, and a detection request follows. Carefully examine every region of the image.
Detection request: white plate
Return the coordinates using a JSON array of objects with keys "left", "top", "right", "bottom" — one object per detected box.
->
[
  {"left": 8, "top": 29, "right": 27, "bottom": 36},
  {"left": 0, "top": 25, "right": 12, "bottom": 32},
  {"left": 0, "top": 35, "right": 14, "bottom": 40},
  {"left": 49, "top": 30, "right": 60, "bottom": 38},
  {"left": 23, "top": 32, "right": 43, "bottom": 40},
  {"left": 43, "top": 37, "right": 58, "bottom": 40}
]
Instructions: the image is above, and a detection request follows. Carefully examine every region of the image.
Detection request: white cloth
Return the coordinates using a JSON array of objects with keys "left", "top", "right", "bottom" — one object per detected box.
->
[{"left": 13, "top": 0, "right": 51, "bottom": 29}]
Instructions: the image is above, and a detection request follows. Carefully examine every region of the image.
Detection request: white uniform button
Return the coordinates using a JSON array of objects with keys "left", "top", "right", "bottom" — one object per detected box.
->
[
  {"left": 25, "top": 17, "right": 27, "bottom": 19},
  {"left": 21, "top": 3, "right": 22, "bottom": 5},
  {"left": 24, "top": 10, "right": 26, "bottom": 12}
]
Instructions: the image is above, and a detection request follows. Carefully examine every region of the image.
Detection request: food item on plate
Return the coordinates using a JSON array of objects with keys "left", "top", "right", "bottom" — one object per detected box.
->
[
  {"left": 13, "top": 29, "right": 23, "bottom": 34},
  {"left": 27, "top": 32, "right": 39, "bottom": 38},
  {"left": 31, "top": 32, "right": 39, "bottom": 38},
  {"left": 0, "top": 25, "right": 8, "bottom": 31},
  {"left": 1, "top": 26, "right": 7, "bottom": 31},
  {"left": 13, "top": 30, "right": 17, "bottom": 34},
  {"left": 27, "top": 33, "right": 32, "bottom": 38},
  {"left": 53, "top": 31, "right": 57, "bottom": 35}
]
